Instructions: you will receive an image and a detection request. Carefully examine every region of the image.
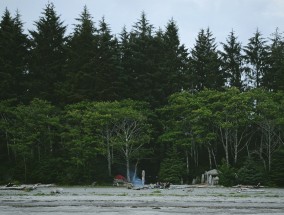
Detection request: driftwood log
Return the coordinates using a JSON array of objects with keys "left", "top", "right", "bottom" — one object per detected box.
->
[{"left": 0, "top": 183, "right": 55, "bottom": 191}]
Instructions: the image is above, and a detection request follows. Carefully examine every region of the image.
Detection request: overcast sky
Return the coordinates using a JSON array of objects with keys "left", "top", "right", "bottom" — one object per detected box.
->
[{"left": 1, "top": 0, "right": 284, "bottom": 49}]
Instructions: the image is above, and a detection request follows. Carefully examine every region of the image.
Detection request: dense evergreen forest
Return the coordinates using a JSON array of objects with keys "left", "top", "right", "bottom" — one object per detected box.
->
[{"left": 1, "top": 3, "right": 284, "bottom": 186}]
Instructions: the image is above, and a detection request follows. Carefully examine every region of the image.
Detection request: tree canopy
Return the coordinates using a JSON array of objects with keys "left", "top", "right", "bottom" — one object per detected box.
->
[{"left": 1, "top": 5, "right": 284, "bottom": 186}]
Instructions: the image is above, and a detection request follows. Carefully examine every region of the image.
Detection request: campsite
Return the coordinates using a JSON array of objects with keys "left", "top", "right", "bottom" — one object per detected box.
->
[{"left": 1, "top": 1, "right": 284, "bottom": 214}]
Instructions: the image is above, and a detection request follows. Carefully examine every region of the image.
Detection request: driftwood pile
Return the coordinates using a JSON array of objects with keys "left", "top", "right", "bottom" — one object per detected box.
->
[{"left": 0, "top": 183, "right": 55, "bottom": 191}]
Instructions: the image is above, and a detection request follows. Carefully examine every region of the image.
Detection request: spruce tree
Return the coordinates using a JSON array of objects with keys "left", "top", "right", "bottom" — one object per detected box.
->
[
  {"left": 0, "top": 9, "right": 29, "bottom": 101},
  {"left": 243, "top": 29, "right": 269, "bottom": 88},
  {"left": 94, "top": 17, "right": 121, "bottom": 101},
  {"left": 149, "top": 28, "right": 167, "bottom": 106},
  {"left": 189, "top": 28, "right": 224, "bottom": 91},
  {"left": 264, "top": 29, "right": 284, "bottom": 91},
  {"left": 127, "top": 12, "right": 155, "bottom": 103},
  {"left": 220, "top": 30, "right": 245, "bottom": 91},
  {"left": 28, "top": 2, "right": 67, "bottom": 103},
  {"left": 118, "top": 26, "right": 133, "bottom": 99},
  {"left": 161, "top": 19, "right": 189, "bottom": 99},
  {"left": 63, "top": 5, "right": 97, "bottom": 103}
]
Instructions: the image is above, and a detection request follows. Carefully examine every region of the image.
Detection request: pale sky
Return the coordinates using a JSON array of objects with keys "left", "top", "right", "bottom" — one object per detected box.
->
[{"left": 1, "top": 0, "right": 284, "bottom": 49}]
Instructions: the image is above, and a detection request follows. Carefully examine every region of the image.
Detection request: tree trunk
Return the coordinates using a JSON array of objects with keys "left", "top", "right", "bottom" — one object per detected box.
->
[
  {"left": 220, "top": 127, "right": 230, "bottom": 166},
  {"left": 125, "top": 142, "right": 130, "bottom": 182},
  {"left": 185, "top": 149, "right": 189, "bottom": 183},
  {"left": 126, "top": 156, "right": 130, "bottom": 182},
  {"left": 225, "top": 129, "right": 229, "bottom": 166},
  {"left": 246, "top": 141, "right": 250, "bottom": 158},
  {"left": 5, "top": 131, "right": 10, "bottom": 161},
  {"left": 37, "top": 141, "right": 41, "bottom": 161},
  {"left": 207, "top": 147, "right": 212, "bottom": 169},
  {"left": 211, "top": 148, "right": 217, "bottom": 168},
  {"left": 23, "top": 156, "right": 27, "bottom": 183},
  {"left": 268, "top": 126, "right": 271, "bottom": 172},
  {"left": 233, "top": 129, "right": 238, "bottom": 164},
  {"left": 259, "top": 133, "right": 267, "bottom": 171},
  {"left": 107, "top": 142, "right": 112, "bottom": 176}
]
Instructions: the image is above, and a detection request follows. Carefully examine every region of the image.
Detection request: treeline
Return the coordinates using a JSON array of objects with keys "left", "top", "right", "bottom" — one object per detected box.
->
[{"left": 0, "top": 3, "right": 284, "bottom": 186}]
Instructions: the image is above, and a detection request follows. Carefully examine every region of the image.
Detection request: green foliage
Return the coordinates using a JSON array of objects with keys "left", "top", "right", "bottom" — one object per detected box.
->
[
  {"left": 244, "top": 29, "right": 269, "bottom": 88},
  {"left": 8, "top": 99, "right": 61, "bottom": 182},
  {"left": 220, "top": 30, "right": 244, "bottom": 90},
  {"left": 30, "top": 158, "right": 66, "bottom": 183},
  {"left": 1, "top": 5, "right": 284, "bottom": 186},
  {"left": 237, "top": 157, "right": 267, "bottom": 185},
  {"left": 28, "top": 2, "right": 67, "bottom": 103},
  {"left": 0, "top": 9, "right": 29, "bottom": 101},
  {"left": 218, "top": 159, "right": 237, "bottom": 187},
  {"left": 159, "top": 148, "right": 185, "bottom": 184},
  {"left": 62, "top": 6, "right": 97, "bottom": 103},
  {"left": 270, "top": 147, "right": 284, "bottom": 187},
  {"left": 263, "top": 29, "right": 284, "bottom": 91},
  {"left": 190, "top": 28, "right": 224, "bottom": 91}
]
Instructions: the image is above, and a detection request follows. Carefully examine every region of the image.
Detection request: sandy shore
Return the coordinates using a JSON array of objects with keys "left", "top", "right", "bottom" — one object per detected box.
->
[{"left": 1, "top": 185, "right": 284, "bottom": 214}]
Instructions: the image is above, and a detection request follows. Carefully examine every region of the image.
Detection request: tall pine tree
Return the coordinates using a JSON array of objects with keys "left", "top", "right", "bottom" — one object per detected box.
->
[
  {"left": 94, "top": 17, "right": 121, "bottom": 101},
  {"left": 243, "top": 29, "right": 269, "bottom": 89},
  {"left": 0, "top": 9, "right": 29, "bottom": 101},
  {"left": 264, "top": 29, "right": 284, "bottom": 91},
  {"left": 220, "top": 30, "right": 245, "bottom": 90},
  {"left": 28, "top": 2, "right": 67, "bottom": 103},
  {"left": 118, "top": 26, "right": 133, "bottom": 99},
  {"left": 127, "top": 12, "right": 155, "bottom": 103},
  {"left": 189, "top": 28, "right": 224, "bottom": 91},
  {"left": 63, "top": 5, "right": 97, "bottom": 103},
  {"left": 161, "top": 19, "right": 189, "bottom": 99}
]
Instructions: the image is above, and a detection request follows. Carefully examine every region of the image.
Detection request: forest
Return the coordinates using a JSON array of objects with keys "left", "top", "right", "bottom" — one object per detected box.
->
[{"left": 1, "top": 3, "right": 284, "bottom": 187}]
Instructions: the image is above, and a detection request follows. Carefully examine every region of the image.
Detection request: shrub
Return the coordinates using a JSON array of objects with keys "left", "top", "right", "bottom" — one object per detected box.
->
[{"left": 218, "top": 159, "right": 237, "bottom": 187}]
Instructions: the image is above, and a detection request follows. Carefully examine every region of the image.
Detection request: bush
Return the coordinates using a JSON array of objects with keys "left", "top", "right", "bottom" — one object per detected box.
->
[
  {"left": 237, "top": 157, "right": 267, "bottom": 186},
  {"left": 218, "top": 159, "right": 237, "bottom": 187},
  {"left": 270, "top": 147, "right": 284, "bottom": 187},
  {"left": 158, "top": 149, "right": 185, "bottom": 184}
]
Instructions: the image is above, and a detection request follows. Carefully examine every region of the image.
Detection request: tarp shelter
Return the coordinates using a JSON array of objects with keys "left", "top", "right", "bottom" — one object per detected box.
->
[
  {"left": 114, "top": 175, "right": 126, "bottom": 181},
  {"left": 113, "top": 175, "right": 127, "bottom": 186}
]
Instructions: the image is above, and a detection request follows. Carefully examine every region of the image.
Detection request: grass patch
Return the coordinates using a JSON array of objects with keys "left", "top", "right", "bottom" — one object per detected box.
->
[
  {"left": 264, "top": 195, "right": 279, "bottom": 198},
  {"left": 117, "top": 193, "right": 128, "bottom": 196},
  {"left": 150, "top": 193, "right": 163, "bottom": 196},
  {"left": 171, "top": 194, "right": 189, "bottom": 197},
  {"left": 152, "top": 190, "right": 161, "bottom": 194},
  {"left": 229, "top": 194, "right": 250, "bottom": 198},
  {"left": 33, "top": 193, "right": 46, "bottom": 196},
  {"left": 213, "top": 193, "right": 226, "bottom": 197}
]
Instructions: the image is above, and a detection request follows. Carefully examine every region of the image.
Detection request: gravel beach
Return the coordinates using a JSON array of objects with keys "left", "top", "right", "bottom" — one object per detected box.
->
[{"left": 1, "top": 185, "right": 284, "bottom": 214}]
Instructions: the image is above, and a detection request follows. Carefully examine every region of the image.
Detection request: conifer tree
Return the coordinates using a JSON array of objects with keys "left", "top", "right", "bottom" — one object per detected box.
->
[
  {"left": 63, "top": 5, "right": 97, "bottom": 103},
  {"left": 94, "top": 17, "right": 121, "bottom": 101},
  {"left": 243, "top": 29, "right": 269, "bottom": 88},
  {"left": 28, "top": 2, "right": 67, "bottom": 103},
  {"left": 148, "top": 28, "right": 167, "bottom": 106},
  {"left": 118, "top": 26, "right": 133, "bottom": 99},
  {"left": 127, "top": 12, "right": 155, "bottom": 103},
  {"left": 161, "top": 19, "right": 189, "bottom": 98},
  {"left": 264, "top": 29, "right": 284, "bottom": 91},
  {"left": 220, "top": 30, "right": 245, "bottom": 90},
  {"left": 0, "top": 9, "right": 29, "bottom": 101},
  {"left": 189, "top": 28, "right": 224, "bottom": 91}
]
